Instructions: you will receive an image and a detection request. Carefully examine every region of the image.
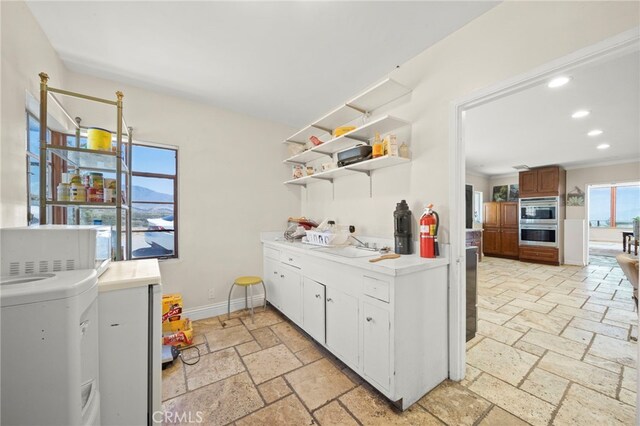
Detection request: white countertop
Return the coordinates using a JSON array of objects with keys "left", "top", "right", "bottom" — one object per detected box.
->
[
  {"left": 261, "top": 233, "right": 449, "bottom": 277},
  {"left": 98, "top": 259, "right": 161, "bottom": 292}
]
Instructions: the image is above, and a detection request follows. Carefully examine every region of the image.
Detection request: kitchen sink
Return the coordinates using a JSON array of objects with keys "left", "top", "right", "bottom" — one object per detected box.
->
[{"left": 312, "top": 246, "right": 379, "bottom": 258}]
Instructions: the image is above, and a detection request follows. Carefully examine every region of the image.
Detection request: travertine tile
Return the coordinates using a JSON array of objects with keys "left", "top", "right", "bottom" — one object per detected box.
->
[
  {"left": 204, "top": 324, "right": 253, "bottom": 352},
  {"left": 548, "top": 304, "right": 604, "bottom": 321},
  {"left": 508, "top": 298, "right": 554, "bottom": 313},
  {"left": 477, "top": 295, "right": 512, "bottom": 310},
  {"left": 314, "top": 400, "right": 359, "bottom": 426},
  {"left": 460, "top": 364, "right": 482, "bottom": 387},
  {"left": 554, "top": 384, "right": 635, "bottom": 425},
  {"left": 588, "top": 334, "right": 637, "bottom": 368},
  {"left": 162, "top": 372, "right": 263, "bottom": 425},
  {"left": 478, "top": 308, "right": 513, "bottom": 325},
  {"left": 521, "top": 329, "right": 587, "bottom": 359},
  {"left": 541, "top": 292, "right": 587, "bottom": 307},
  {"left": 519, "top": 368, "right": 569, "bottom": 404},
  {"left": 184, "top": 347, "right": 245, "bottom": 391},
  {"left": 257, "top": 376, "right": 291, "bottom": 403},
  {"left": 507, "top": 309, "right": 569, "bottom": 334},
  {"left": 236, "top": 394, "right": 313, "bottom": 425},
  {"left": 513, "top": 340, "right": 547, "bottom": 357},
  {"left": 582, "top": 353, "right": 623, "bottom": 374},
  {"left": 236, "top": 340, "right": 261, "bottom": 356},
  {"left": 295, "top": 345, "right": 324, "bottom": 365},
  {"left": 270, "top": 321, "right": 314, "bottom": 352},
  {"left": 569, "top": 317, "right": 628, "bottom": 340},
  {"left": 478, "top": 406, "right": 528, "bottom": 426},
  {"left": 468, "top": 374, "right": 554, "bottom": 426},
  {"left": 241, "top": 309, "right": 284, "bottom": 331},
  {"left": 191, "top": 316, "right": 222, "bottom": 335},
  {"left": 604, "top": 307, "right": 638, "bottom": 326},
  {"left": 561, "top": 326, "right": 593, "bottom": 345},
  {"left": 477, "top": 320, "right": 523, "bottom": 345},
  {"left": 340, "top": 386, "right": 443, "bottom": 425},
  {"left": 418, "top": 380, "right": 491, "bottom": 426},
  {"left": 251, "top": 326, "right": 281, "bottom": 348},
  {"left": 501, "top": 289, "right": 541, "bottom": 302},
  {"left": 162, "top": 358, "right": 186, "bottom": 401},
  {"left": 218, "top": 317, "right": 243, "bottom": 328},
  {"left": 495, "top": 304, "right": 523, "bottom": 316},
  {"left": 622, "top": 366, "right": 637, "bottom": 391},
  {"left": 581, "top": 302, "right": 608, "bottom": 313},
  {"left": 285, "top": 358, "right": 355, "bottom": 410},
  {"left": 619, "top": 388, "right": 636, "bottom": 407},
  {"left": 243, "top": 344, "right": 302, "bottom": 384},
  {"left": 466, "top": 334, "right": 484, "bottom": 350},
  {"left": 466, "top": 338, "right": 538, "bottom": 386},
  {"left": 537, "top": 351, "right": 619, "bottom": 397}
]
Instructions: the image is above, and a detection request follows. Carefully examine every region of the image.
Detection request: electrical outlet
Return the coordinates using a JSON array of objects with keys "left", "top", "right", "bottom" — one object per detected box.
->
[{"left": 208, "top": 288, "right": 215, "bottom": 300}]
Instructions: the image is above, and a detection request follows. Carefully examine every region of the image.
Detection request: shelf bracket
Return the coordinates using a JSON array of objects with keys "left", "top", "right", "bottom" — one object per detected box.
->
[
  {"left": 313, "top": 177, "right": 333, "bottom": 184},
  {"left": 313, "top": 150, "right": 333, "bottom": 159},
  {"left": 350, "top": 169, "right": 371, "bottom": 177},
  {"left": 311, "top": 124, "right": 332, "bottom": 134},
  {"left": 345, "top": 103, "right": 367, "bottom": 115},
  {"left": 286, "top": 139, "right": 306, "bottom": 145}
]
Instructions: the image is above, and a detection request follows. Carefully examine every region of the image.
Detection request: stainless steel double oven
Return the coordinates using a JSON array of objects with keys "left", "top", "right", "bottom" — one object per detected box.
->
[{"left": 519, "top": 197, "right": 559, "bottom": 247}]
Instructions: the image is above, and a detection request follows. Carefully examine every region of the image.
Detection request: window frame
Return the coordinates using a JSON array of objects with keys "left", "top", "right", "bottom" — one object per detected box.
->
[
  {"left": 130, "top": 143, "right": 179, "bottom": 260},
  {"left": 589, "top": 183, "right": 640, "bottom": 229},
  {"left": 25, "top": 111, "right": 52, "bottom": 225}
]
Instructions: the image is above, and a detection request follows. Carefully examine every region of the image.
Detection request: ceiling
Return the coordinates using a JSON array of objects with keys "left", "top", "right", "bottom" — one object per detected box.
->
[
  {"left": 465, "top": 50, "right": 640, "bottom": 176},
  {"left": 27, "top": 1, "right": 497, "bottom": 128}
]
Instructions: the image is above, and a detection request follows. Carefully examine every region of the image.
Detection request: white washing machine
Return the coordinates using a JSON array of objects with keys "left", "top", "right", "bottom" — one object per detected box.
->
[{"left": 1, "top": 269, "right": 101, "bottom": 426}]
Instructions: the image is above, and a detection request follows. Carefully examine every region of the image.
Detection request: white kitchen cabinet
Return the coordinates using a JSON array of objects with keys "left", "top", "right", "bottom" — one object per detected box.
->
[
  {"left": 303, "top": 277, "right": 326, "bottom": 344},
  {"left": 279, "top": 263, "right": 303, "bottom": 326},
  {"left": 363, "top": 301, "right": 391, "bottom": 391},
  {"left": 326, "top": 287, "right": 359, "bottom": 368},
  {"left": 262, "top": 239, "right": 449, "bottom": 410}
]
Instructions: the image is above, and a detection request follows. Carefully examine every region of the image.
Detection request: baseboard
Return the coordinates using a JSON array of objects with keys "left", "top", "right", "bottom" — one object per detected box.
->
[
  {"left": 183, "top": 294, "right": 266, "bottom": 321},
  {"left": 565, "top": 258, "right": 586, "bottom": 266}
]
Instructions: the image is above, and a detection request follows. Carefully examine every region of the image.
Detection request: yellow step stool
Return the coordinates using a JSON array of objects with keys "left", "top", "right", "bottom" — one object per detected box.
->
[{"left": 227, "top": 276, "right": 266, "bottom": 323}]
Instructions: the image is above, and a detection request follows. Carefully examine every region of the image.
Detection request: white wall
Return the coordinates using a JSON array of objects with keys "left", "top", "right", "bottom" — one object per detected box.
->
[
  {"left": 566, "top": 161, "right": 640, "bottom": 242},
  {"left": 1, "top": 2, "right": 300, "bottom": 311},
  {"left": 488, "top": 174, "right": 518, "bottom": 202},
  {"left": 301, "top": 2, "right": 639, "bottom": 244}
]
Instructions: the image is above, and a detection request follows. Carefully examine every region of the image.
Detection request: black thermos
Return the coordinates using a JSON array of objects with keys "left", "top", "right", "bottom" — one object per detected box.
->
[{"left": 394, "top": 200, "right": 413, "bottom": 254}]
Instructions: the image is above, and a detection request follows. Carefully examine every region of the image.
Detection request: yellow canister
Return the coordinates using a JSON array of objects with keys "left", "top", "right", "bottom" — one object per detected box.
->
[
  {"left": 87, "top": 128, "right": 112, "bottom": 151},
  {"left": 333, "top": 126, "right": 356, "bottom": 138}
]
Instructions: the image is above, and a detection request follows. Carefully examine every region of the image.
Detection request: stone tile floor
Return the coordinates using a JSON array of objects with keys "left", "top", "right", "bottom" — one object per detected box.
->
[{"left": 162, "top": 257, "right": 637, "bottom": 425}]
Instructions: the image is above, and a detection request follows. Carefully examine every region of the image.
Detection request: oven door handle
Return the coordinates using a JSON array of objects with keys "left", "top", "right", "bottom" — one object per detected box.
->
[{"left": 520, "top": 225, "right": 557, "bottom": 230}]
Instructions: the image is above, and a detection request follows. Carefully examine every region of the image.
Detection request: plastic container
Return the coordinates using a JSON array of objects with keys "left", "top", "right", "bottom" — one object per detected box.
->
[
  {"left": 304, "top": 230, "right": 350, "bottom": 246},
  {"left": 87, "top": 128, "right": 112, "bottom": 151},
  {"left": 89, "top": 173, "right": 104, "bottom": 189},
  {"left": 372, "top": 132, "right": 383, "bottom": 158},
  {"left": 70, "top": 183, "right": 86, "bottom": 202},
  {"left": 162, "top": 318, "right": 193, "bottom": 348},
  {"left": 57, "top": 183, "right": 70, "bottom": 201}
]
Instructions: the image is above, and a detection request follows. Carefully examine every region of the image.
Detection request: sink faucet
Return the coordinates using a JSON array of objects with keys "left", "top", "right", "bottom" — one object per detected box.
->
[{"left": 350, "top": 235, "right": 377, "bottom": 251}]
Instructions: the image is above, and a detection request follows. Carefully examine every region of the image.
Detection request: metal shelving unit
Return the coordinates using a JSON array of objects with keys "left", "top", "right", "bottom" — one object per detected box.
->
[{"left": 38, "top": 72, "right": 132, "bottom": 260}]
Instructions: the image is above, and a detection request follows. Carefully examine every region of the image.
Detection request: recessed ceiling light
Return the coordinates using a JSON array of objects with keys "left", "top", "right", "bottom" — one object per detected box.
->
[
  {"left": 548, "top": 76, "right": 571, "bottom": 88},
  {"left": 597, "top": 143, "right": 610, "bottom": 150},
  {"left": 572, "top": 110, "right": 590, "bottom": 119},
  {"left": 588, "top": 129, "right": 603, "bottom": 137}
]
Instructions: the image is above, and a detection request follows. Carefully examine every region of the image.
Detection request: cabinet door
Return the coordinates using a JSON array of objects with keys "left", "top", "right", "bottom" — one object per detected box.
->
[
  {"left": 326, "top": 288, "right": 359, "bottom": 367},
  {"left": 537, "top": 167, "right": 559, "bottom": 195},
  {"left": 500, "top": 229, "right": 519, "bottom": 257},
  {"left": 263, "top": 259, "right": 281, "bottom": 310},
  {"left": 303, "top": 278, "right": 325, "bottom": 344},
  {"left": 483, "top": 228, "right": 501, "bottom": 255},
  {"left": 483, "top": 202, "right": 500, "bottom": 228},
  {"left": 500, "top": 202, "right": 519, "bottom": 229},
  {"left": 280, "top": 264, "right": 303, "bottom": 326},
  {"left": 363, "top": 302, "right": 391, "bottom": 390},
  {"left": 519, "top": 170, "right": 538, "bottom": 196}
]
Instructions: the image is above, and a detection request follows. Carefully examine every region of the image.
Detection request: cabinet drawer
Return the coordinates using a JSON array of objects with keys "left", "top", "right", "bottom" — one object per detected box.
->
[
  {"left": 519, "top": 246, "right": 558, "bottom": 262},
  {"left": 264, "top": 246, "right": 280, "bottom": 261},
  {"left": 363, "top": 275, "right": 390, "bottom": 303},
  {"left": 280, "top": 251, "right": 303, "bottom": 269}
]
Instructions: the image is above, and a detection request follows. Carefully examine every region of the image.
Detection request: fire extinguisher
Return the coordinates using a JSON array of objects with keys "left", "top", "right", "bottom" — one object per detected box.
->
[{"left": 420, "top": 204, "right": 439, "bottom": 258}]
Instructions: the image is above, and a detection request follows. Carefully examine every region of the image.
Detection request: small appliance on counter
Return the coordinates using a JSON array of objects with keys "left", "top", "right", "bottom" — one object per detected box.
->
[
  {"left": 394, "top": 200, "right": 413, "bottom": 254},
  {"left": 337, "top": 144, "right": 372, "bottom": 167}
]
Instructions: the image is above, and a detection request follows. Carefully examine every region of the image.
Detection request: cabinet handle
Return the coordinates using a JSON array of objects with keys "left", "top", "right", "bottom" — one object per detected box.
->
[
  {"left": 273, "top": 271, "right": 278, "bottom": 275},
  {"left": 289, "top": 258, "right": 293, "bottom": 261},
  {"left": 327, "top": 298, "right": 333, "bottom": 302},
  {"left": 315, "top": 294, "right": 321, "bottom": 298},
  {"left": 366, "top": 317, "right": 373, "bottom": 322},
  {"left": 280, "top": 274, "right": 284, "bottom": 278}
]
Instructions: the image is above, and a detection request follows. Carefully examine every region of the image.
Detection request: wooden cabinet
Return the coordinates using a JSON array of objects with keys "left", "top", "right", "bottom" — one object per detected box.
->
[
  {"left": 519, "top": 166, "right": 565, "bottom": 197},
  {"left": 362, "top": 301, "right": 391, "bottom": 391},
  {"left": 483, "top": 201, "right": 518, "bottom": 259},
  {"left": 303, "top": 278, "right": 325, "bottom": 344},
  {"left": 519, "top": 246, "right": 559, "bottom": 264},
  {"left": 326, "top": 287, "right": 359, "bottom": 368}
]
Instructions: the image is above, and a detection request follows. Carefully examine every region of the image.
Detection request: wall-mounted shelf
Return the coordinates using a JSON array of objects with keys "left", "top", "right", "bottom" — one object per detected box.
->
[
  {"left": 284, "top": 78, "right": 411, "bottom": 145},
  {"left": 284, "top": 155, "right": 409, "bottom": 186},
  {"left": 283, "top": 115, "right": 410, "bottom": 165}
]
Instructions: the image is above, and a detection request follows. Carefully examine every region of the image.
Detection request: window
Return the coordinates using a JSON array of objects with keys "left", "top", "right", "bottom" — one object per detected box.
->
[
  {"left": 130, "top": 144, "right": 178, "bottom": 259},
  {"left": 25, "top": 112, "right": 51, "bottom": 225},
  {"left": 589, "top": 184, "right": 640, "bottom": 228}
]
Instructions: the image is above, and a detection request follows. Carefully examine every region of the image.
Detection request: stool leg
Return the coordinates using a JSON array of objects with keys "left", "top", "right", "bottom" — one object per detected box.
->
[
  {"left": 249, "top": 283, "right": 254, "bottom": 323},
  {"left": 245, "top": 286, "right": 248, "bottom": 311},
  {"left": 227, "top": 283, "right": 235, "bottom": 319},
  {"left": 261, "top": 280, "right": 267, "bottom": 311}
]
